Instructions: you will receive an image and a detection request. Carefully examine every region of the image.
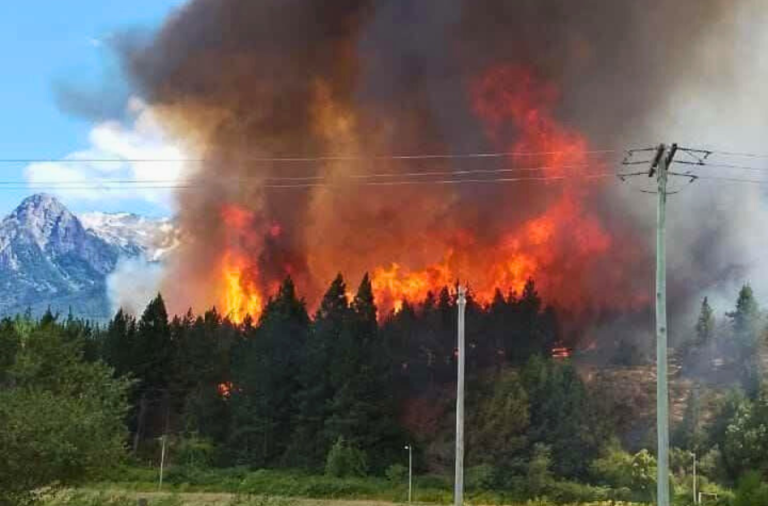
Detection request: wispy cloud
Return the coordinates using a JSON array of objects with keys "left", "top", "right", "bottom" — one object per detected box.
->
[{"left": 24, "top": 97, "right": 190, "bottom": 213}]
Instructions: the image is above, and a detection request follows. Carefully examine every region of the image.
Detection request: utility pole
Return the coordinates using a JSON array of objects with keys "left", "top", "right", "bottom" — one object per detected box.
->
[
  {"left": 622, "top": 143, "right": 687, "bottom": 506},
  {"left": 650, "top": 143, "right": 677, "bottom": 506},
  {"left": 405, "top": 444, "right": 413, "bottom": 504},
  {"left": 455, "top": 286, "right": 467, "bottom": 506},
  {"left": 158, "top": 435, "right": 167, "bottom": 491},
  {"left": 692, "top": 452, "right": 697, "bottom": 505}
]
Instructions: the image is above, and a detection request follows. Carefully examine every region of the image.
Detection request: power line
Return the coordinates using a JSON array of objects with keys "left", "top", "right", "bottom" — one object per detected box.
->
[
  {"left": 0, "top": 149, "right": 618, "bottom": 164},
  {"left": 0, "top": 162, "right": 612, "bottom": 186},
  {"left": 0, "top": 172, "right": 619, "bottom": 192},
  {"left": 676, "top": 160, "right": 768, "bottom": 174},
  {"left": 686, "top": 148, "right": 768, "bottom": 160},
  {"left": 694, "top": 175, "right": 768, "bottom": 185}
]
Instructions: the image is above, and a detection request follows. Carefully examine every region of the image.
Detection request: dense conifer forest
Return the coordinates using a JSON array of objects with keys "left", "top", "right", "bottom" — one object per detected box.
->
[{"left": 4, "top": 275, "right": 768, "bottom": 504}]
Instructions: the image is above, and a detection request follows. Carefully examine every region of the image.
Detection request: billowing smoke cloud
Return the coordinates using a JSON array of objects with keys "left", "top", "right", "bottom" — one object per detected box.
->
[
  {"left": 107, "top": 257, "right": 164, "bottom": 316},
  {"left": 118, "top": 0, "right": 768, "bottom": 343}
]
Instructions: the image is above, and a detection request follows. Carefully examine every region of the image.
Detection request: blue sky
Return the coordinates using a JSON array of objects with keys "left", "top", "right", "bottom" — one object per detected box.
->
[{"left": 0, "top": 0, "right": 188, "bottom": 217}]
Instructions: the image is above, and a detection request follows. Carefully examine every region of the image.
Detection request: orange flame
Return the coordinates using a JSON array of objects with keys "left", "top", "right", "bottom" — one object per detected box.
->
[
  {"left": 219, "top": 205, "right": 264, "bottom": 324},
  {"left": 212, "top": 64, "right": 645, "bottom": 321},
  {"left": 365, "top": 65, "right": 620, "bottom": 313},
  {"left": 222, "top": 252, "right": 263, "bottom": 324},
  {"left": 217, "top": 381, "right": 233, "bottom": 399}
]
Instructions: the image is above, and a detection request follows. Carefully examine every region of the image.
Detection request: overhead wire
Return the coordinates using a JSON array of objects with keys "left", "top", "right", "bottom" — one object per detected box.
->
[
  {"left": 0, "top": 148, "right": 619, "bottom": 164},
  {"left": 694, "top": 149, "right": 768, "bottom": 160},
  {"left": 0, "top": 171, "right": 619, "bottom": 191},
  {"left": 0, "top": 161, "right": 618, "bottom": 186},
  {"left": 675, "top": 160, "right": 768, "bottom": 174},
  {"left": 693, "top": 175, "right": 768, "bottom": 185},
  {"left": 0, "top": 151, "right": 629, "bottom": 191}
]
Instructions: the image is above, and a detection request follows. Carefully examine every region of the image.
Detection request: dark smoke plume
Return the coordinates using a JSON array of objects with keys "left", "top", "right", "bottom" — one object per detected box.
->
[{"left": 123, "top": 0, "right": 763, "bottom": 348}]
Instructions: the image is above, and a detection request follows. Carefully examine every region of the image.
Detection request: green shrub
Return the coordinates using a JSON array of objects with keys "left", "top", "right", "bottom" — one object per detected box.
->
[
  {"left": 734, "top": 471, "right": 768, "bottom": 506},
  {"left": 542, "top": 480, "right": 612, "bottom": 503},
  {"left": 385, "top": 463, "right": 408, "bottom": 482},
  {"left": 415, "top": 474, "right": 449, "bottom": 489},
  {"left": 325, "top": 437, "right": 368, "bottom": 478},
  {"left": 100, "top": 463, "right": 157, "bottom": 484},
  {"left": 526, "top": 443, "right": 553, "bottom": 496},
  {"left": 465, "top": 464, "right": 496, "bottom": 491},
  {"left": 174, "top": 433, "right": 215, "bottom": 468},
  {"left": 237, "top": 469, "right": 384, "bottom": 499}
]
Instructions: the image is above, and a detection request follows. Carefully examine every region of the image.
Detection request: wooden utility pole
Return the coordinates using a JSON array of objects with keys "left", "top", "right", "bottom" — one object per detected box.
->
[{"left": 454, "top": 286, "right": 467, "bottom": 506}]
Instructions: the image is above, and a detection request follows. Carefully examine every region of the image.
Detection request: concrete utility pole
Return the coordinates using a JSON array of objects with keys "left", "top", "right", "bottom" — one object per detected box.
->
[
  {"left": 651, "top": 143, "right": 677, "bottom": 506},
  {"left": 455, "top": 286, "right": 467, "bottom": 506},
  {"left": 405, "top": 444, "right": 413, "bottom": 504},
  {"left": 692, "top": 452, "right": 698, "bottom": 505},
  {"left": 158, "top": 435, "right": 168, "bottom": 491},
  {"left": 622, "top": 143, "right": 687, "bottom": 506}
]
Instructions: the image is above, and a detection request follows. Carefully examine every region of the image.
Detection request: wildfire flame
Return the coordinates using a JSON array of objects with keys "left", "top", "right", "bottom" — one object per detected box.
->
[
  {"left": 222, "top": 252, "right": 262, "bottom": 324},
  {"left": 217, "top": 382, "right": 233, "bottom": 399},
  {"left": 362, "top": 65, "right": 616, "bottom": 313},
  {"left": 219, "top": 205, "right": 264, "bottom": 324},
  {"left": 215, "top": 65, "right": 642, "bottom": 322}
]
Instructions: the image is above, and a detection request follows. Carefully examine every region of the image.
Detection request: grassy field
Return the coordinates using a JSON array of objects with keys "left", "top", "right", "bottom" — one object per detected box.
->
[
  {"left": 45, "top": 490, "right": 644, "bottom": 506},
  {"left": 85, "top": 466, "right": 641, "bottom": 505},
  {"left": 42, "top": 466, "right": 652, "bottom": 506}
]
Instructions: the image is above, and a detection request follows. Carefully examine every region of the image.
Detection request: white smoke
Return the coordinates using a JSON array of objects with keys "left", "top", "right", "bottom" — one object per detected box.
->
[
  {"left": 24, "top": 97, "right": 190, "bottom": 213},
  {"left": 659, "top": 1, "right": 768, "bottom": 320},
  {"left": 107, "top": 257, "right": 165, "bottom": 316}
]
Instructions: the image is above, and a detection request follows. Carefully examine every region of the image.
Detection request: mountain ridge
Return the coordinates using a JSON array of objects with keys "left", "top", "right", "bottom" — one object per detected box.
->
[{"left": 0, "top": 194, "right": 173, "bottom": 318}]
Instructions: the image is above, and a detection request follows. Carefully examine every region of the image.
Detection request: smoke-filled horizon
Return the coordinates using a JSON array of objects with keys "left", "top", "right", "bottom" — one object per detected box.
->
[{"left": 111, "top": 0, "right": 768, "bottom": 347}]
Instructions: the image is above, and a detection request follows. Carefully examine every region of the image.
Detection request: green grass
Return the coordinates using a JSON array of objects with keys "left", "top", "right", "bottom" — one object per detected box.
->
[
  {"left": 85, "top": 465, "right": 646, "bottom": 506},
  {"left": 46, "top": 490, "right": 647, "bottom": 506}
]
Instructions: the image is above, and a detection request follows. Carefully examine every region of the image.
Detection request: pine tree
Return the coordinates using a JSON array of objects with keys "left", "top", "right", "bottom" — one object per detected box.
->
[
  {"left": 467, "top": 369, "right": 529, "bottom": 471},
  {"left": 695, "top": 297, "right": 715, "bottom": 346},
  {"left": 102, "top": 309, "right": 137, "bottom": 379},
  {"left": 729, "top": 285, "right": 760, "bottom": 341},
  {"left": 673, "top": 386, "right": 704, "bottom": 453},
  {"left": 0, "top": 318, "right": 20, "bottom": 383},
  {"left": 727, "top": 285, "right": 763, "bottom": 396},
  {"left": 229, "top": 276, "right": 309, "bottom": 466},
  {"left": 324, "top": 274, "right": 403, "bottom": 472},
  {"left": 522, "top": 356, "right": 599, "bottom": 478},
  {"left": 287, "top": 274, "right": 349, "bottom": 469},
  {"left": 134, "top": 294, "right": 173, "bottom": 392}
]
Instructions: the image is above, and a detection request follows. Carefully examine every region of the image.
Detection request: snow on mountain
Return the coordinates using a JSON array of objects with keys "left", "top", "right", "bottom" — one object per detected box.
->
[
  {"left": 0, "top": 194, "right": 123, "bottom": 316},
  {"left": 0, "top": 194, "right": 177, "bottom": 318},
  {"left": 80, "top": 211, "right": 178, "bottom": 261}
]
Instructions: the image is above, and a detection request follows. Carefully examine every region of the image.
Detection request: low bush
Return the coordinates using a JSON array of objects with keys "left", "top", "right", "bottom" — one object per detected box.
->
[
  {"left": 542, "top": 480, "right": 613, "bottom": 503},
  {"left": 415, "top": 473, "right": 450, "bottom": 489},
  {"left": 734, "top": 471, "right": 768, "bottom": 506},
  {"left": 163, "top": 464, "right": 247, "bottom": 489},
  {"left": 385, "top": 463, "right": 408, "bottom": 483},
  {"left": 465, "top": 464, "right": 497, "bottom": 491},
  {"left": 174, "top": 434, "right": 216, "bottom": 468},
  {"left": 324, "top": 437, "right": 368, "bottom": 478},
  {"left": 238, "top": 469, "right": 385, "bottom": 499},
  {"left": 84, "top": 465, "right": 660, "bottom": 505}
]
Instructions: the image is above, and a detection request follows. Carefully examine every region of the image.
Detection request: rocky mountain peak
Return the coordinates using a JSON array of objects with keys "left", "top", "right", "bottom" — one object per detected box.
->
[
  {"left": 0, "top": 194, "right": 175, "bottom": 318},
  {"left": 1, "top": 193, "right": 83, "bottom": 252}
]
